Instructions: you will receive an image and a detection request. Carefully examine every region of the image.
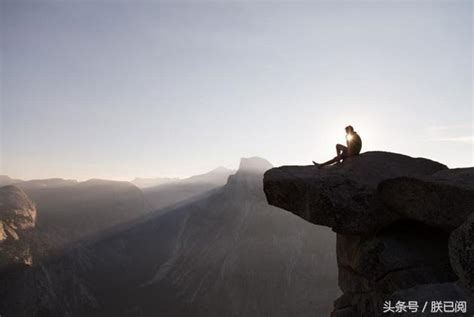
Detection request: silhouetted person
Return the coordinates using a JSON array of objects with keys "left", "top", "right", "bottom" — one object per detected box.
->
[{"left": 313, "top": 125, "right": 362, "bottom": 168}]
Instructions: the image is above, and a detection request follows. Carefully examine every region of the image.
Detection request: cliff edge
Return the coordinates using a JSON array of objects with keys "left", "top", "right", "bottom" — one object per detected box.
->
[{"left": 263, "top": 151, "right": 474, "bottom": 316}]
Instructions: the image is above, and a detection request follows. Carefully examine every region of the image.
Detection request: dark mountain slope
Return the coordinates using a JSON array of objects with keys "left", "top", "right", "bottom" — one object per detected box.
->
[
  {"left": 17, "top": 179, "right": 146, "bottom": 253},
  {"left": 0, "top": 157, "right": 338, "bottom": 317},
  {"left": 142, "top": 167, "right": 234, "bottom": 211},
  {"left": 131, "top": 177, "right": 180, "bottom": 189}
]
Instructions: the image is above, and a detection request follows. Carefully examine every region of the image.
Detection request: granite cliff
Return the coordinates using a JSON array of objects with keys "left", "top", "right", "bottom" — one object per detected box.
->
[
  {"left": 0, "top": 186, "right": 37, "bottom": 269},
  {"left": 263, "top": 151, "right": 474, "bottom": 316}
]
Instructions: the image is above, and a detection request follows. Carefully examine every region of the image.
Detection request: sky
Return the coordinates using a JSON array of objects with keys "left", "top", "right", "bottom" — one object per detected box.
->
[{"left": 1, "top": 0, "right": 472, "bottom": 181}]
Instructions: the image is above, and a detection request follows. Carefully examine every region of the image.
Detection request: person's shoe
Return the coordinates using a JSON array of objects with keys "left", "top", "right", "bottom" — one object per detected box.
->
[{"left": 312, "top": 161, "right": 320, "bottom": 169}]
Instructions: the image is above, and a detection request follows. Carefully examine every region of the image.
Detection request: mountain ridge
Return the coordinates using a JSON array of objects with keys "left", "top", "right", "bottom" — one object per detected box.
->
[{"left": 0, "top": 156, "right": 338, "bottom": 317}]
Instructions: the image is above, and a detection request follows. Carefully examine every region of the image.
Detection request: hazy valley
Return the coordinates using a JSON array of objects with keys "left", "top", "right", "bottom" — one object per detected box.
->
[{"left": 0, "top": 157, "right": 338, "bottom": 317}]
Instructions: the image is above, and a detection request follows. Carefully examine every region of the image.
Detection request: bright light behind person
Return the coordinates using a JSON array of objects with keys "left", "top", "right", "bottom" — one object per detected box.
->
[
  {"left": 345, "top": 125, "right": 355, "bottom": 143},
  {"left": 344, "top": 125, "right": 362, "bottom": 157}
]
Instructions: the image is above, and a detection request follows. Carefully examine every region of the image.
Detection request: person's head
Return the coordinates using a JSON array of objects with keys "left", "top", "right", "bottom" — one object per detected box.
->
[{"left": 345, "top": 125, "right": 354, "bottom": 135}]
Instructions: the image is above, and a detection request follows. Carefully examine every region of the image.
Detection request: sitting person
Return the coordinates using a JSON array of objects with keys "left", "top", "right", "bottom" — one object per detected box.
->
[{"left": 313, "top": 125, "right": 362, "bottom": 168}]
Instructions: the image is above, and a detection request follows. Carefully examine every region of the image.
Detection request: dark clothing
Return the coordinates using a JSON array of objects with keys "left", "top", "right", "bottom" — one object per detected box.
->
[
  {"left": 347, "top": 132, "right": 362, "bottom": 156},
  {"left": 337, "top": 144, "right": 349, "bottom": 159}
]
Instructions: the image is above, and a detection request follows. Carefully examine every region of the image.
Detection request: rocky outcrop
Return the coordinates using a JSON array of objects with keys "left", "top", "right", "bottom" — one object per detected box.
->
[
  {"left": 264, "top": 152, "right": 449, "bottom": 235},
  {"left": 0, "top": 186, "right": 37, "bottom": 269},
  {"left": 263, "top": 151, "right": 474, "bottom": 316}
]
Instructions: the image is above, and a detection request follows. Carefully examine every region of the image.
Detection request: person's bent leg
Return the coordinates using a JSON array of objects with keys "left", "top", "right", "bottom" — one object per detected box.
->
[
  {"left": 340, "top": 148, "right": 348, "bottom": 163},
  {"left": 313, "top": 144, "right": 347, "bottom": 168},
  {"left": 336, "top": 144, "right": 347, "bottom": 156},
  {"left": 317, "top": 154, "right": 343, "bottom": 168}
]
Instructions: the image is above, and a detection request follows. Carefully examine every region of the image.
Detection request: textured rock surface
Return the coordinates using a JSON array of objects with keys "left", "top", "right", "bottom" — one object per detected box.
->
[
  {"left": 0, "top": 185, "right": 36, "bottom": 230},
  {"left": 0, "top": 186, "right": 37, "bottom": 269},
  {"left": 336, "top": 223, "right": 456, "bottom": 294},
  {"left": 378, "top": 168, "right": 474, "bottom": 231},
  {"left": 263, "top": 152, "right": 473, "bottom": 316},
  {"left": 449, "top": 213, "right": 474, "bottom": 292}
]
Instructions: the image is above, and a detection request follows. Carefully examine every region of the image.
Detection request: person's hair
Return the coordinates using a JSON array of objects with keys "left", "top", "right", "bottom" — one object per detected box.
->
[{"left": 345, "top": 125, "right": 354, "bottom": 132}]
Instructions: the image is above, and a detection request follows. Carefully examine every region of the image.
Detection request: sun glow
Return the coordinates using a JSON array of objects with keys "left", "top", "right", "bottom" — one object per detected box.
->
[{"left": 346, "top": 134, "right": 354, "bottom": 142}]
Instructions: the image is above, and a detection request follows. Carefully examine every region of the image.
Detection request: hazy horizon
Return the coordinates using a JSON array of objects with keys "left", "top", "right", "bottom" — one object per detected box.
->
[
  {"left": 0, "top": 163, "right": 237, "bottom": 182},
  {"left": 1, "top": 0, "right": 472, "bottom": 181}
]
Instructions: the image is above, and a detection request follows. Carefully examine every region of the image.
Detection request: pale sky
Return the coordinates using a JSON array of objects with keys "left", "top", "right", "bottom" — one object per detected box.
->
[{"left": 1, "top": 0, "right": 472, "bottom": 181}]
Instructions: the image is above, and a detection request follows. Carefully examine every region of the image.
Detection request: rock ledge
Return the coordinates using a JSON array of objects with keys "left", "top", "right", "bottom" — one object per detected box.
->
[{"left": 263, "top": 152, "right": 474, "bottom": 316}]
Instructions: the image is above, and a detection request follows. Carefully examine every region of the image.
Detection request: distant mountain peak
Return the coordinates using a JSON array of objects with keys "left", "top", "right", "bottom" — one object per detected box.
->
[
  {"left": 237, "top": 157, "right": 273, "bottom": 174},
  {"left": 208, "top": 166, "right": 233, "bottom": 174},
  {"left": 15, "top": 178, "right": 78, "bottom": 190},
  {"left": 132, "top": 177, "right": 180, "bottom": 189},
  {"left": 82, "top": 178, "right": 119, "bottom": 185},
  {"left": 184, "top": 166, "right": 234, "bottom": 184}
]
